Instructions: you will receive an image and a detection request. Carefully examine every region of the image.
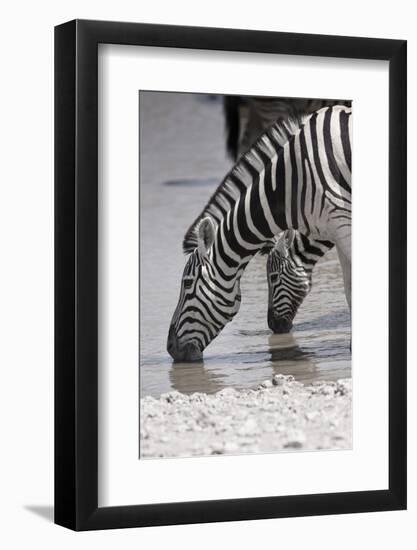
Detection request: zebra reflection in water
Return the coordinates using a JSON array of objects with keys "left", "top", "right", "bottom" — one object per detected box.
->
[{"left": 169, "top": 359, "right": 224, "bottom": 395}]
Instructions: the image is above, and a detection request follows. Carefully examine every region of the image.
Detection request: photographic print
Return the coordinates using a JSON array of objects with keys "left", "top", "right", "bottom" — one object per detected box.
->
[{"left": 139, "top": 91, "right": 352, "bottom": 459}]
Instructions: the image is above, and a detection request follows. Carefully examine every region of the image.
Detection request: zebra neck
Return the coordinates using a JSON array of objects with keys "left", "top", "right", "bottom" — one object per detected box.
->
[
  {"left": 183, "top": 113, "right": 305, "bottom": 255},
  {"left": 207, "top": 122, "right": 309, "bottom": 283},
  {"left": 290, "top": 233, "right": 334, "bottom": 272},
  {"left": 210, "top": 183, "right": 280, "bottom": 284}
]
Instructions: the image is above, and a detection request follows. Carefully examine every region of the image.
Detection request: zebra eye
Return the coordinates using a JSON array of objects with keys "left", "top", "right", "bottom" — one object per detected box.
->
[
  {"left": 270, "top": 273, "right": 279, "bottom": 283},
  {"left": 183, "top": 279, "right": 193, "bottom": 289}
]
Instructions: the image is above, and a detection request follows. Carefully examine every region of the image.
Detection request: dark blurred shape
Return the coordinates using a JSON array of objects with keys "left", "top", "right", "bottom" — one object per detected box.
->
[{"left": 163, "top": 177, "right": 218, "bottom": 187}]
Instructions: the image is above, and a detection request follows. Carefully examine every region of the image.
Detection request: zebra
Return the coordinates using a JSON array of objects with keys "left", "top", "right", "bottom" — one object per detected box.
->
[
  {"left": 261, "top": 230, "right": 334, "bottom": 332},
  {"left": 223, "top": 96, "right": 351, "bottom": 160},
  {"left": 167, "top": 105, "right": 352, "bottom": 362},
  {"left": 223, "top": 96, "right": 349, "bottom": 332}
]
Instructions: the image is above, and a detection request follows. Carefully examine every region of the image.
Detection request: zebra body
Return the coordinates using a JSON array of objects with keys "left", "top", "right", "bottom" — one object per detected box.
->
[
  {"left": 224, "top": 96, "right": 351, "bottom": 161},
  {"left": 223, "top": 96, "right": 350, "bottom": 331},
  {"left": 168, "top": 105, "right": 352, "bottom": 361}
]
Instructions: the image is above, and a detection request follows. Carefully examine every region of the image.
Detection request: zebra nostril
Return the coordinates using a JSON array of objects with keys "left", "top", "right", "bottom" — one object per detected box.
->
[
  {"left": 181, "top": 342, "right": 203, "bottom": 363},
  {"left": 268, "top": 311, "right": 293, "bottom": 334}
]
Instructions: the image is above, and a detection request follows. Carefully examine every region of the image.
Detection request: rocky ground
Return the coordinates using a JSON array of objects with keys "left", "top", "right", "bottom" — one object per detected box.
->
[{"left": 140, "top": 375, "right": 352, "bottom": 459}]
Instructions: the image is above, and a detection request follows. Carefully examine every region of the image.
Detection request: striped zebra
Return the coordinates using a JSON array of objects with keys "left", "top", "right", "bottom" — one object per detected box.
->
[
  {"left": 262, "top": 230, "right": 333, "bottom": 332},
  {"left": 224, "top": 96, "right": 351, "bottom": 160},
  {"left": 223, "top": 96, "right": 349, "bottom": 332},
  {"left": 167, "top": 105, "right": 352, "bottom": 362}
]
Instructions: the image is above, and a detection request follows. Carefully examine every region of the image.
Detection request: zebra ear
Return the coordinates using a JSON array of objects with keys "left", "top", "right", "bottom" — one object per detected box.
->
[
  {"left": 259, "top": 240, "right": 275, "bottom": 256},
  {"left": 197, "top": 217, "right": 215, "bottom": 256},
  {"left": 274, "top": 230, "right": 295, "bottom": 255},
  {"left": 284, "top": 229, "right": 296, "bottom": 248}
]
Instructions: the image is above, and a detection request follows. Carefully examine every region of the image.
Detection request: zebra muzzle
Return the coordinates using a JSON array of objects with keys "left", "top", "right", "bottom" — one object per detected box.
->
[
  {"left": 167, "top": 327, "right": 203, "bottom": 362},
  {"left": 267, "top": 310, "right": 293, "bottom": 334}
]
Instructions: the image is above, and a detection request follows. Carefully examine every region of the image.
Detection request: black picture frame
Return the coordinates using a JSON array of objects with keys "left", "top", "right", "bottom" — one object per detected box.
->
[{"left": 55, "top": 19, "right": 407, "bottom": 531}]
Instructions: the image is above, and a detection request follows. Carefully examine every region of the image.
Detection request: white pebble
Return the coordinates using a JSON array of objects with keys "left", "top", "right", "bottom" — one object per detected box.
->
[{"left": 224, "top": 441, "right": 239, "bottom": 453}]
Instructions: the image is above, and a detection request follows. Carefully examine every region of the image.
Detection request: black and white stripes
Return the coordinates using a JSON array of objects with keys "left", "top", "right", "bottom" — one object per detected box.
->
[
  {"left": 223, "top": 96, "right": 349, "bottom": 331},
  {"left": 223, "top": 96, "right": 351, "bottom": 161},
  {"left": 264, "top": 230, "right": 333, "bottom": 332},
  {"left": 167, "top": 105, "right": 352, "bottom": 361}
]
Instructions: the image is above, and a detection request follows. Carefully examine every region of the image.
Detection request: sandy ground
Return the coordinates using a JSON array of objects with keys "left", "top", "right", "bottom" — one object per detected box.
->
[{"left": 140, "top": 375, "right": 352, "bottom": 458}]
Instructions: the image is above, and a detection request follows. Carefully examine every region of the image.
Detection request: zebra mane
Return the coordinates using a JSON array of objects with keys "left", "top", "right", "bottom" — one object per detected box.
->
[
  {"left": 182, "top": 112, "right": 309, "bottom": 255},
  {"left": 258, "top": 241, "right": 276, "bottom": 256}
]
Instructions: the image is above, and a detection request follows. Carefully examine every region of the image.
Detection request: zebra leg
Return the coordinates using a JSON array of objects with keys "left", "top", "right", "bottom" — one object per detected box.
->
[
  {"left": 335, "top": 240, "right": 352, "bottom": 352},
  {"left": 336, "top": 245, "right": 351, "bottom": 310},
  {"left": 334, "top": 230, "right": 351, "bottom": 311}
]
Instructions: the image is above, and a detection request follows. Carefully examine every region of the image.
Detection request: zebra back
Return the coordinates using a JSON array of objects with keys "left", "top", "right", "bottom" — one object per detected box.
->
[
  {"left": 225, "top": 96, "right": 351, "bottom": 160},
  {"left": 183, "top": 113, "right": 306, "bottom": 254}
]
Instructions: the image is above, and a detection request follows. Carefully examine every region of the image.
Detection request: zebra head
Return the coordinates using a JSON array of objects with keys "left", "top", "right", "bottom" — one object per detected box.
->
[
  {"left": 167, "top": 218, "right": 242, "bottom": 362},
  {"left": 266, "top": 230, "right": 311, "bottom": 334}
]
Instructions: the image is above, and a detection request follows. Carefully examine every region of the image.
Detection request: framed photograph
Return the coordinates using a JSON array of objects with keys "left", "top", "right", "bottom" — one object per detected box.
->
[{"left": 55, "top": 19, "right": 406, "bottom": 530}]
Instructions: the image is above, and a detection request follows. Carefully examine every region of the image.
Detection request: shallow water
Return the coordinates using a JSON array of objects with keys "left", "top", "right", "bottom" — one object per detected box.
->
[{"left": 140, "top": 92, "right": 351, "bottom": 399}]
